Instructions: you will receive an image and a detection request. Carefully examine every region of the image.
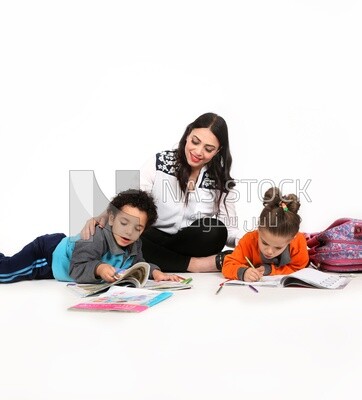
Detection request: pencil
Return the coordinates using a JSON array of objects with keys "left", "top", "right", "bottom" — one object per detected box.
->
[
  {"left": 245, "top": 256, "right": 262, "bottom": 288},
  {"left": 248, "top": 284, "right": 259, "bottom": 293},
  {"left": 215, "top": 279, "right": 231, "bottom": 295},
  {"left": 245, "top": 256, "right": 256, "bottom": 269},
  {"left": 215, "top": 284, "right": 223, "bottom": 295}
]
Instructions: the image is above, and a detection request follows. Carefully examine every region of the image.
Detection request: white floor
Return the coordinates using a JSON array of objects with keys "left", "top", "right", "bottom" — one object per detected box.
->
[{"left": 2, "top": 272, "right": 362, "bottom": 400}]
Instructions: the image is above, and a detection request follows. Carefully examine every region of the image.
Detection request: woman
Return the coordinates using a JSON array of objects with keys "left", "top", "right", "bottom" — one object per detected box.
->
[{"left": 82, "top": 112, "right": 242, "bottom": 272}]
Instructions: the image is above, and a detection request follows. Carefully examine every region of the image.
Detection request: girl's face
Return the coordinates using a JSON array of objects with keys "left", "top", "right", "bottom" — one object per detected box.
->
[
  {"left": 184, "top": 128, "right": 220, "bottom": 171},
  {"left": 109, "top": 205, "right": 148, "bottom": 248},
  {"left": 258, "top": 228, "right": 293, "bottom": 260}
]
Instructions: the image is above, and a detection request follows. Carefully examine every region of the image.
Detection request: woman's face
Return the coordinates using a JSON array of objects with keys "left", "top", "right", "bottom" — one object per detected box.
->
[{"left": 184, "top": 128, "right": 220, "bottom": 171}]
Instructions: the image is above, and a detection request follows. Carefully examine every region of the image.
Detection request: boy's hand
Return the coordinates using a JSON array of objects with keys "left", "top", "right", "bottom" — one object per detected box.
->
[
  {"left": 243, "top": 266, "right": 264, "bottom": 282},
  {"left": 95, "top": 263, "right": 117, "bottom": 282},
  {"left": 152, "top": 269, "right": 183, "bottom": 282}
]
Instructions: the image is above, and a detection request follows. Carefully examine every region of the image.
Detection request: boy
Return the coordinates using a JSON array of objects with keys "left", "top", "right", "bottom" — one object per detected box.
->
[{"left": 0, "top": 189, "right": 178, "bottom": 284}]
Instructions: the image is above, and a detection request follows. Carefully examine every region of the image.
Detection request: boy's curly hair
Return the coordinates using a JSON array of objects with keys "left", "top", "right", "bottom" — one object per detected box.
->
[{"left": 107, "top": 189, "right": 158, "bottom": 229}]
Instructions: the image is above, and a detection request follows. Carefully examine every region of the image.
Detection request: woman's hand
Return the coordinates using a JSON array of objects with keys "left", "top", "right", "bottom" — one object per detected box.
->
[
  {"left": 243, "top": 266, "right": 264, "bottom": 282},
  {"left": 80, "top": 212, "right": 108, "bottom": 240},
  {"left": 152, "top": 269, "right": 184, "bottom": 282}
]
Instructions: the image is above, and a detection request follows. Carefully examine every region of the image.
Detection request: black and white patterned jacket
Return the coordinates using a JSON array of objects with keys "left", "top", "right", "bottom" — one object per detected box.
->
[{"left": 140, "top": 150, "right": 241, "bottom": 247}]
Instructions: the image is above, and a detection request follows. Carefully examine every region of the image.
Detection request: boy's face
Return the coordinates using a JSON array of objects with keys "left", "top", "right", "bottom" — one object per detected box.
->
[
  {"left": 257, "top": 228, "right": 293, "bottom": 260},
  {"left": 109, "top": 205, "right": 148, "bottom": 248}
]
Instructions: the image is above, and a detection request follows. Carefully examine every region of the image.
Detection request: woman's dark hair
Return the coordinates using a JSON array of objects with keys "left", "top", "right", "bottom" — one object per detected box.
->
[
  {"left": 258, "top": 187, "right": 301, "bottom": 237},
  {"left": 107, "top": 189, "right": 158, "bottom": 229},
  {"left": 176, "top": 112, "right": 235, "bottom": 209}
]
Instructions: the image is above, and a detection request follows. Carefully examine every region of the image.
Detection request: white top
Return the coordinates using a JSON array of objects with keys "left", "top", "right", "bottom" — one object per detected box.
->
[{"left": 140, "top": 150, "right": 242, "bottom": 247}]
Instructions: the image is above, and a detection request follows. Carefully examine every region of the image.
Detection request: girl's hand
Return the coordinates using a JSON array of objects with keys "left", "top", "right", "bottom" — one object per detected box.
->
[
  {"left": 152, "top": 270, "right": 184, "bottom": 282},
  {"left": 243, "top": 266, "right": 264, "bottom": 282}
]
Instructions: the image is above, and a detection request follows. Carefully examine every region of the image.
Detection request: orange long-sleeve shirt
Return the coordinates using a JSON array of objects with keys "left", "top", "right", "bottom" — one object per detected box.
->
[{"left": 222, "top": 230, "right": 309, "bottom": 280}]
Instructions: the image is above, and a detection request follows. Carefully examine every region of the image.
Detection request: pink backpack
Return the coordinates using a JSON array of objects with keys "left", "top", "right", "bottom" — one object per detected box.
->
[{"left": 305, "top": 218, "right": 362, "bottom": 272}]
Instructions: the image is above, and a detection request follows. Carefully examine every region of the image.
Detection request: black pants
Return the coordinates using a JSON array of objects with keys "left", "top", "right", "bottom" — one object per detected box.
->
[{"left": 141, "top": 218, "right": 227, "bottom": 272}]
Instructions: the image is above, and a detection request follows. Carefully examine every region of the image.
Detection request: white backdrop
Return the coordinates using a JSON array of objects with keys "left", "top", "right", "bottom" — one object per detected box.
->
[
  {"left": 1, "top": 0, "right": 361, "bottom": 251},
  {"left": 1, "top": 3, "right": 362, "bottom": 400}
]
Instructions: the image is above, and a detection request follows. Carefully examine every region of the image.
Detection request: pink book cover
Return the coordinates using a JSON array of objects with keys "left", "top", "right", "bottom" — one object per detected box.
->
[
  {"left": 70, "top": 302, "right": 148, "bottom": 312},
  {"left": 69, "top": 286, "right": 172, "bottom": 313}
]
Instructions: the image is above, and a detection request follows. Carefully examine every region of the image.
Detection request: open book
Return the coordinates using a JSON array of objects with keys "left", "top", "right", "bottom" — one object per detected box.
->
[
  {"left": 68, "top": 286, "right": 173, "bottom": 313},
  {"left": 144, "top": 278, "right": 193, "bottom": 291},
  {"left": 67, "top": 262, "right": 150, "bottom": 297},
  {"left": 224, "top": 267, "right": 352, "bottom": 290}
]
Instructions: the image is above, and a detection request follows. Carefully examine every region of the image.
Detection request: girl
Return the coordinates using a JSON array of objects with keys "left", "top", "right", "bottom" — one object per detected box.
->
[{"left": 222, "top": 187, "right": 309, "bottom": 281}]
